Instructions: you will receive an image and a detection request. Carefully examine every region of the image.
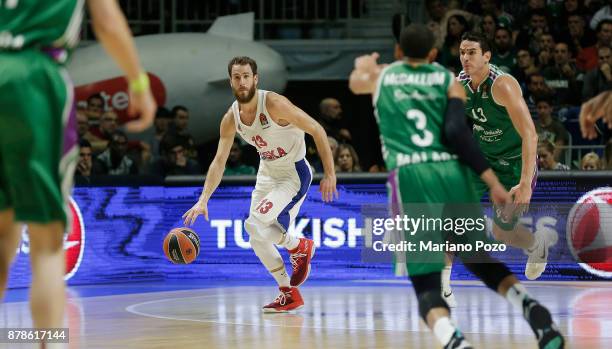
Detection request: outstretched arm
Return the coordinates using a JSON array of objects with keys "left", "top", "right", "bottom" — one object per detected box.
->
[
  {"left": 267, "top": 93, "right": 338, "bottom": 202},
  {"left": 88, "top": 0, "right": 155, "bottom": 132},
  {"left": 183, "top": 110, "right": 236, "bottom": 225},
  {"left": 493, "top": 76, "right": 538, "bottom": 204},
  {"left": 580, "top": 90, "right": 612, "bottom": 139},
  {"left": 349, "top": 52, "right": 384, "bottom": 95}
]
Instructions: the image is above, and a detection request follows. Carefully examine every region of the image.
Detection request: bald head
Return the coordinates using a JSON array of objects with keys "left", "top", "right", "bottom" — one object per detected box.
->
[{"left": 320, "top": 98, "right": 342, "bottom": 120}]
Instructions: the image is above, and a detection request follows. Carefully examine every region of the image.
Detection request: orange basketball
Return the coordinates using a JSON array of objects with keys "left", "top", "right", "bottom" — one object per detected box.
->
[{"left": 163, "top": 227, "right": 201, "bottom": 264}]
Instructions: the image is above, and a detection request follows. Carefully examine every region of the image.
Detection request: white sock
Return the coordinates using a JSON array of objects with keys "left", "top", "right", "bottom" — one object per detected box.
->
[
  {"left": 506, "top": 283, "right": 530, "bottom": 311},
  {"left": 270, "top": 265, "right": 290, "bottom": 287},
  {"left": 282, "top": 233, "right": 300, "bottom": 250},
  {"left": 441, "top": 265, "right": 452, "bottom": 295},
  {"left": 250, "top": 238, "right": 289, "bottom": 287},
  {"left": 433, "top": 317, "right": 456, "bottom": 346}
]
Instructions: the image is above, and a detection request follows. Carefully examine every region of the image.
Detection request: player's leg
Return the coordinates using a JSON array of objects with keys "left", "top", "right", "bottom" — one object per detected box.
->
[
  {"left": 246, "top": 159, "right": 314, "bottom": 286},
  {"left": 462, "top": 257, "right": 565, "bottom": 349},
  {"left": 246, "top": 182, "right": 291, "bottom": 288},
  {"left": 0, "top": 52, "right": 78, "bottom": 332},
  {"left": 27, "top": 221, "right": 66, "bottom": 328},
  {"left": 441, "top": 253, "right": 456, "bottom": 307},
  {"left": 493, "top": 159, "right": 557, "bottom": 280},
  {"left": 0, "top": 209, "right": 22, "bottom": 301},
  {"left": 394, "top": 164, "right": 474, "bottom": 348},
  {"left": 410, "top": 271, "right": 472, "bottom": 349}
]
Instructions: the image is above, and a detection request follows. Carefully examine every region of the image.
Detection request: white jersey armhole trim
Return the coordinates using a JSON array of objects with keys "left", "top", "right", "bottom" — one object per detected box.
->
[{"left": 372, "top": 60, "right": 403, "bottom": 107}]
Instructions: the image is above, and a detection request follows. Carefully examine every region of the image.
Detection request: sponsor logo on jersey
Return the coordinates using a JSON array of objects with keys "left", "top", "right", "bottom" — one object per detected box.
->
[{"left": 259, "top": 113, "right": 270, "bottom": 128}]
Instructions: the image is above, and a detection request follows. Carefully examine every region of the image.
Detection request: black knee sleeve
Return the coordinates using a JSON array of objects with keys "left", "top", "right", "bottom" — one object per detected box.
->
[
  {"left": 463, "top": 254, "right": 513, "bottom": 292},
  {"left": 410, "top": 272, "right": 449, "bottom": 321}
]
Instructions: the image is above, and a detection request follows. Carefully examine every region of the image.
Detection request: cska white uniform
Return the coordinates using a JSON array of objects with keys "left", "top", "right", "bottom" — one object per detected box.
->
[{"left": 231, "top": 90, "right": 312, "bottom": 233}]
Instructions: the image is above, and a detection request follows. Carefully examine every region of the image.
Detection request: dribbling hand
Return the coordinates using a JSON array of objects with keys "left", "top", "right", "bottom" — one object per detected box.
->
[{"left": 182, "top": 200, "right": 209, "bottom": 226}]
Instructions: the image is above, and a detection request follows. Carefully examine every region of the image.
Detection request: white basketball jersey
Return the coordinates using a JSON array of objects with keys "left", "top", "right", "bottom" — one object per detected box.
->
[{"left": 232, "top": 90, "right": 306, "bottom": 167}]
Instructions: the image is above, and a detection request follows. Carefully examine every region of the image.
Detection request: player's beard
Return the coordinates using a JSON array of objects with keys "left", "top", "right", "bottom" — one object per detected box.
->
[{"left": 234, "top": 84, "right": 256, "bottom": 103}]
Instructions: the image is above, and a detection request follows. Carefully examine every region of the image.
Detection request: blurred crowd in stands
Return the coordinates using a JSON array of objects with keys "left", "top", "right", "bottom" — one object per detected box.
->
[{"left": 76, "top": 0, "right": 612, "bottom": 181}]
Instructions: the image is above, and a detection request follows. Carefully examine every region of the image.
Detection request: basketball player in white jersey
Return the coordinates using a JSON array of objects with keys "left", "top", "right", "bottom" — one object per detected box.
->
[{"left": 183, "top": 56, "right": 338, "bottom": 312}]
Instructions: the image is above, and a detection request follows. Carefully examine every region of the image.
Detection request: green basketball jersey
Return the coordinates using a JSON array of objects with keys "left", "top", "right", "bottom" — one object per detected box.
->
[
  {"left": 374, "top": 61, "right": 457, "bottom": 171},
  {"left": 458, "top": 64, "right": 522, "bottom": 159},
  {"left": 0, "top": 0, "right": 83, "bottom": 63}
]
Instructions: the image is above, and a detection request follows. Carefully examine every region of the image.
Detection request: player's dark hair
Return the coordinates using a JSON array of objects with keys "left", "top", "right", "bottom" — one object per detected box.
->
[
  {"left": 228, "top": 56, "right": 258, "bottom": 76},
  {"left": 495, "top": 26, "right": 512, "bottom": 38},
  {"left": 172, "top": 105, "right": 188, "bottom": 117},
  {"left": 155, "top": 107, "right": 172, "bottom": 119},
  {"left": 461, "top": 31, "right": 491, "bottom": 54},
  {"left": 596, "top": 19, "right": 612, "bottom": 34},
  {"left": 87, "top": 93, "right": 103, "bottom": 103},
  {"left": 400, "top": 24, "right": 434, "bottom": 59},
  {"left": 534, "top": 96, "right": 552, "bottom": 106},
  {"left": 79, "top": 139, "right": 92, "bottom": 149}
]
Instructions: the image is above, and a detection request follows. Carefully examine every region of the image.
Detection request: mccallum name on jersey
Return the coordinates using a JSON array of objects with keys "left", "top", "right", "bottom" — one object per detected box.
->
[{"left": 259, "top": 147, "right": 288, "bottom": 160}]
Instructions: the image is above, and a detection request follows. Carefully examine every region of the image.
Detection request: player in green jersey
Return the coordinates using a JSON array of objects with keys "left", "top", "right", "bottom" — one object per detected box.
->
[
  {"left": 0, "top": 0, "right": 155, "bottom": 337},
  {"left": 441, "top": 31, "right": 560, "bottom": 306},
  {"left": 350, "top": 24, "right": 564, "bottom": 349}
]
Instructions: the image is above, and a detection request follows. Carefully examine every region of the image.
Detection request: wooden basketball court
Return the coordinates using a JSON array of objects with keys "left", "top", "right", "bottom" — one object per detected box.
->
[{"left": 1, "top": 280, "right": 610, "bottom": 348}]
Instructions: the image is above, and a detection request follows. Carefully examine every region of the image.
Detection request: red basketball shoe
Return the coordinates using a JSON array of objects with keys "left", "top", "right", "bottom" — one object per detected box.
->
[
  {"left": 289, "top": 238, "right": 315, "bottom": 287},
  {"left": 262, "top": 287, "right": 304, "bottom": 313}
]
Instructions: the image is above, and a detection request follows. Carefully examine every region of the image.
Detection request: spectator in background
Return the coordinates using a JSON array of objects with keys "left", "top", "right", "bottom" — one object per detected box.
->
[
  {"left": 142, "top": 107, "right": 172, "bottom": 162},
  {"left": 479, "top": 14, "right": 497, "bottom": 44},
  {"left": 581, "top": 152, "right": 602, "bottom": 170},
  {"left": 75, "top": 140, "right": 93, "bottom": 183},
  {"left": 583, "top": 45, "right": 612, "bottom": 100},
  {"left": 479, "top": 0, "right": 514, "bottom": 28},
  {"left": 559, "top": 0, "right": 588, "bottom": 25},
  {"left": 512, "top": 49, "right": 540, "bottom": 87},
  {"left": 590, "top": 0, "right": 612, "bottom": 30},
  {"left": 168, "top": 105, "right": 198, "bottom": 159},
  {"left": 312, "top": 136, "right": 339, "bottom": 173},
  {"left": 86, "top": 93, "right": 105, "bottom": 126},
  {"left": 535, "top": 97, "right": 570, "bottom": 160},
  {"left": 318, "top": 98, "right": 352, "bottom": 143},
  {"left": 153, "top": 136, "right": 201, "bottom": 176},
  {"left": 224, "top": 139, "right": 256, "bottom": 176},
  {"left": 425, "top": 0, "right": 450, "bottom": 49},
  {"left": 438, "top": 14, "right": 470, "bottom": 74},
  {"left": 93, "top": 131, "right": 138, "bottom": 175},
  {"left": 491, "top": 26, "right": 517, "bottom": 73},
  {"left": 76, "top": 110, "right": 101, "bottom": 145},
  {"left": 580, "top": 19, "right": 612, "bottom": 71},
  {"left": 564, "top": 14, "right": 597, "bottom": 69},
  {"left": 538, "top": 140, "right": 570, "bottom": 170},
  {"left": 425, "top": 0, "right": 475, "bottom": 50},
  {"left": 88, "top": 109, "right": 118, "bottom": 153},
  {"left": 525, "top": 73, "right": 554, "bottom": 118},
  {"left": 335, "top": 143, "right": 361, "bottom": 172},
  {"left": 543, "top": 42, "right": 583, "bottom": 106},
  {"left": 516, "top": 9, "right": 551, "bottom": 54},
  {"left": 537, "top": 33, "right": 556, "bottom": 70},
  {"left": 514, "top": 0, "right": 547, "bottom": 33}
]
